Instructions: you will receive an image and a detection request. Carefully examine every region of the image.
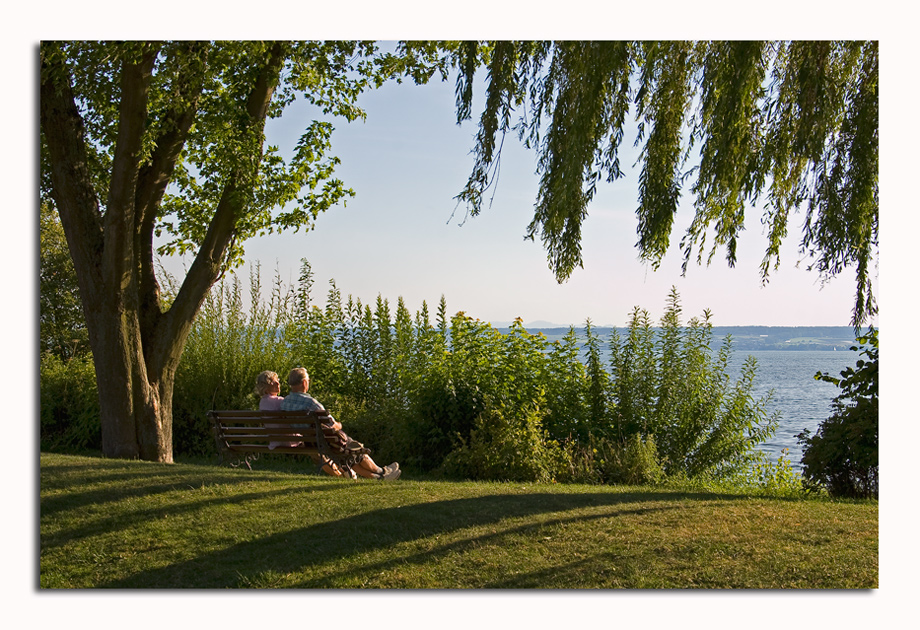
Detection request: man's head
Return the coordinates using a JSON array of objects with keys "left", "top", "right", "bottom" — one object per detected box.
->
[{"left": 287, "top": 367, "right": 310, "bottom": 393}]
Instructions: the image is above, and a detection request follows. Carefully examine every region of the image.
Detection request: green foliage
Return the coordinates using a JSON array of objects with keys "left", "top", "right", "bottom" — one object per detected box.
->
[
  {"left": 746, "top": 450, "right": 806, "bottom": 498},
  {"left": 583, "top": 320, "right": 610, "bottom": 436},
  {"left": 542, "top": 327, "right": 588, "bottom": 442},
  {"left": 169, "top": 264, "right": 299, "bottom": 455},
  {"left": 45, "top": 258, "right": 783, "bottom": 487},
  {"left": 797, "top": 328, "right": 878, "bottom": 498},
  {"left": 601, "top": 434, "right": 667, "bottom": 486},
  {"left": 438, "top": 40, "right": 878, "bottom": 327},
  {"left": 440, "top": 403, "right": 566, "bottom": 483},
  {"left": 44, "top": 41, "right": 391, "bottom": 268},
  {"left": 609, "top": 287, "right": 778, "bottom": 478},
  {"left": 40, "top": 353, "right": 100, "bottom": 451},
  {"left": 561, "top": 435, "right": 667, "bottom": 486},
  {"left": 39, "top": 203, "right": 88, "bottom": 359},
  {"left": 402, "top": 365, "right": 485, "bottom": 471}
]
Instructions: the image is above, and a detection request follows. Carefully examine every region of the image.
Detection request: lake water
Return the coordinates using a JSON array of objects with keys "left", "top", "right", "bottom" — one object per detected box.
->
[
  {"left": 535, "top": 329, "right": 861, "bottom": 470},
  {"left": 726, "top": 350, "right": 858, "bottom": 468}
]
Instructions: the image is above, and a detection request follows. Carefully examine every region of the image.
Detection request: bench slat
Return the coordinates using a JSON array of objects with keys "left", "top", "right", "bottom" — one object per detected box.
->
[
  {"left": 210, "top": 410, "right": 331, "bottom": 418},
  {"left": 223, "top": 433, "right": 316, "bottom": 443},
  {"left": 209, "top": 408, "right": 350, "bottom": 471},
  {"left": 219, "top": 427, "right": 310, "bottom": 434}
]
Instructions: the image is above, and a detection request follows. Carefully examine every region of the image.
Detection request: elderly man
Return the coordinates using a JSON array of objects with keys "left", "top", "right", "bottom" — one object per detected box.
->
[{"left": 282, "top": 367, "right": 400, "bottom": 480}]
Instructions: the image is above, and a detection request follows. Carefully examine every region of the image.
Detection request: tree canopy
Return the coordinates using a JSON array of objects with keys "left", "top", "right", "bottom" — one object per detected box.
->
[
  {"left": 414, "top": 41, "right": 878, "bottom": 327},
  {"left": 40, "top": 41, "right": 405, "bottom": 460},
  {"left": 41, "top": 42, "right": 389, "bottom": 266}
]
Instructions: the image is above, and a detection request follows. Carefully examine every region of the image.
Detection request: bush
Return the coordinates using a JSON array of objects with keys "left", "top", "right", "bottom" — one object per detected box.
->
[
  {"left": 556, "top": 435, "right": 665, "bottom": 486},
  {"left": 169, "top": 264, "right": 302, "bottom": 456},
  {"left": 746, "top": 450, "right": 805, "bottom": 497},
  {"left": 43, "top": 255, "right": 786, "bottom": 489},
  {"left": 609, "top": 287, "right": 778, "bottom": 479},
  {"left": 664, "top": 450, "right": 806, "bottom": 498},
  {"left": 600, "top": 434, "right": 666, "bottom": 485},
  {"left": 40, "top": 352, "right": 100, "bottom": 452},
  {"left": 797, "top": 329, "right": 878, "bottom": 499},
  {"left": 399, "top": 369, "right": 485, "bottom": 472},
  {"left": 440, "top": 403, "right": 567, "bottom": 482}
]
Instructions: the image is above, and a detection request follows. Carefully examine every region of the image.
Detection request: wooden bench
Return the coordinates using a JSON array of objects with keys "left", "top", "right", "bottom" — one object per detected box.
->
[{"left": 207, "top": 409, "right": 361, "bottom": 472}]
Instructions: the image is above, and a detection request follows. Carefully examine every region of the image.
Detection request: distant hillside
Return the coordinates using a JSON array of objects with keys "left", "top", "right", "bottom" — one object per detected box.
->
[
  {"left": 710, "top": 326, "right": 858, "bottom": 351},
  {"left": 494, "top": 325, "right": 860, "bottom": 351}
]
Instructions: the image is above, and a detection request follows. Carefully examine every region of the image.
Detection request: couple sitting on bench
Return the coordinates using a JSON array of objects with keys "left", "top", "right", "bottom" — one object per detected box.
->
[{"left": 256, "top": 368, "right": 401, "bottom": 481}]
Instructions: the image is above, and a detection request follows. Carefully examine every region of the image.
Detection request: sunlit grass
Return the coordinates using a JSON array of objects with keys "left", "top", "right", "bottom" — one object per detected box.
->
[{"left": 40, "top": 453, "right": 877, "bottom": 589}]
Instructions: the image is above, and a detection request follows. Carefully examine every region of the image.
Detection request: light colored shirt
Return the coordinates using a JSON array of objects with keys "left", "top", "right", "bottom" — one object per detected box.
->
[
  {"left": 279, "top": 392, "right": 324, "bottom": 412},
  {"left": 259, "top": 395, "right": 283, "bottom": 411},
  {"left": 261, "top": 395, "right": 297, "bottom": 449}
]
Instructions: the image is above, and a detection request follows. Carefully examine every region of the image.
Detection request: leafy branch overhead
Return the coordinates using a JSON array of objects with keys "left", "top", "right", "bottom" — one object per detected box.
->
[
  {"left": 43, "top": 42, "right": 393, "bottom": 268},
  {"left": 417, "top": 41, "right": 878, "bottom": 327}
]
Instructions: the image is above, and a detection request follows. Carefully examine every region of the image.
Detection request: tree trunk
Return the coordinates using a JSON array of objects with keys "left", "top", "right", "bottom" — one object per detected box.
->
[
  {"left": 88, "top": 305, "right": 176, "bottom": 462},
  {"left": 41, "top": 42, "right": 287, "bottom": 462}
]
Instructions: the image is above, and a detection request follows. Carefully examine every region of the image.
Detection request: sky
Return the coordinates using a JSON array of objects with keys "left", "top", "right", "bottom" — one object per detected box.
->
[{"left": 158, "top": 55, "right": 871, "bottom": 329}]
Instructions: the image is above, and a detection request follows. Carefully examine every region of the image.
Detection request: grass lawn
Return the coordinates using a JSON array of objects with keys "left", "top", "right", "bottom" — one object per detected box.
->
[{"left": 39, "top": 452, "right": 878, "bottom": 589}]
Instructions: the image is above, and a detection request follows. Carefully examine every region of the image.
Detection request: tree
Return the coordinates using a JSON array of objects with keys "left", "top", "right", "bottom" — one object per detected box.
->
[
  {"left": 425, "top": 41, "right": 878, "bottom": 327},
  {"left": 39, "top": 41, "right": 406, "bottom": 461},
  {"left": 40, "top": 202, "right": 88, "bottom": 359}
]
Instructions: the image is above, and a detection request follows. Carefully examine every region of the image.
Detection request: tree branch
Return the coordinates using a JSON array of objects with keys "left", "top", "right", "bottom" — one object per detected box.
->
[
  {"left": 103, "top": 44, "right": 159, "bottom": 295},
  {"left": 135, "top": 42, "right": 210, "bottom": 342},
  {"left": 158, "top": 42, "right": 288, "bottom": 365},
  {"left": 39, "top": 43, "right": 105, "bottom": 305}
]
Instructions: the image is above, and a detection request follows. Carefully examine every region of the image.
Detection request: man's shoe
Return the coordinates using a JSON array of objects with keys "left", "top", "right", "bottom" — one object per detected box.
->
[{"left": 382, "top": 467, "right": 401, "bottom": 481}]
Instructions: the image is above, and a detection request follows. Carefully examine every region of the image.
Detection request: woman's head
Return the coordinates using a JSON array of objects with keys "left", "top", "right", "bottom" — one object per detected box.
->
[
  {"left": 255, "top": 370, "right": 281, "bottom": 397},
  {"left": 287, "top": 367, "right": 310, "bottom": 392}
]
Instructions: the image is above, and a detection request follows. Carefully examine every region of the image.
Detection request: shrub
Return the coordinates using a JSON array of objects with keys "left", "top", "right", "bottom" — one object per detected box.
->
[
  {"left": 797, "top": 328, "right": 878, "bottom": 498},
  {"left": 45, "top": 255, "right": 784, "bottom": 488},
  {"left": 440, "top": 403, "right": 566, "bottom": 482},
  {"left": 542, "top": 327, "right": 589, "bottom": 442},
  {"left": 401, "top": 369, "right": 485, "bottom": 472},
  {"left": 40, "top": 352, "right": 100, "bottom": 452},
  {"left": 599, "top": 434, "right": 666, "bottom": 486},
  {"left": 745, "top": 450, "right": 805, "bottom": 497},
  {"left": 170, "top": 265, "right": 298, "bottom": 456},
  {"left": 609, "top": 288, "right": 778, "bottom": 479},
  {"left": 555, "top": 441, "right": 604, "bottom": 484},
  {"left": 554, "top": 434, "right": 665, "bottom": 486}
]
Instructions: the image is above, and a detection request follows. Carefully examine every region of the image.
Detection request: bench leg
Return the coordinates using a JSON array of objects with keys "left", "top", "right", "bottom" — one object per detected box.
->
[{"left": 224, "top": 452, "right": 259, "bottom": 470}]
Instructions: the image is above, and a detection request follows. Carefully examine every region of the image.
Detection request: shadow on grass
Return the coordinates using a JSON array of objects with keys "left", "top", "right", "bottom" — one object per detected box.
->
[
  {"left": 40, "top": 459, "right": 329, "bottom": 516},
  {"left": 102, "top": 490, "right": 735, "bottom": 588},
  {"left": 41, "top": 483, "right": 349, "bottom": 548},
  {"left": 291, "top": 502, "right": 674, "bottom": 588}
]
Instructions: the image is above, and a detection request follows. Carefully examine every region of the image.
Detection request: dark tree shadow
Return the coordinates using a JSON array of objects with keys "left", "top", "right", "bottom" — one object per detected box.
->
[{"left": 102, "top": 491, "right": 738, "bottom": 588}]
